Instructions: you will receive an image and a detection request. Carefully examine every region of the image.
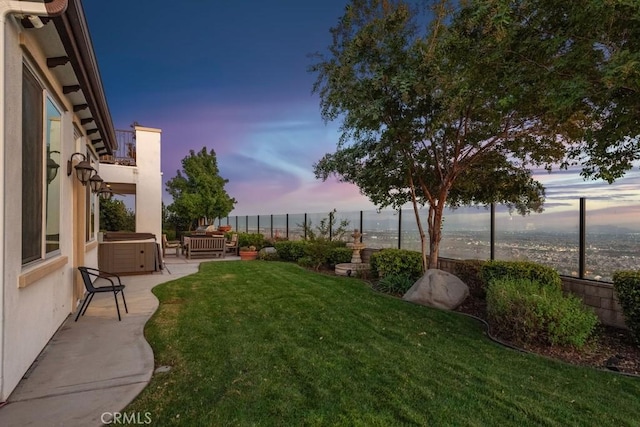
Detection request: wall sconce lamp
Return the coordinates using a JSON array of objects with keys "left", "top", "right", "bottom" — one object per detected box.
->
[
  {"left": 67, "top": 152, "right": 103, "bottom": 192},
  {"left": 47, "top": 150, "right": 60, "bottom": 184},
  {"left": 98, "top": 182, "right": 114, "bottom": 200}
]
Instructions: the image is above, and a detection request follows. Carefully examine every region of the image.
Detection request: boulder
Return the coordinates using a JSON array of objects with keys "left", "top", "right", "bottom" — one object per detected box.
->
[
  {"left": 259, "top": 247, "right": 277, "bottom": 255},
  {"left": 258, "top": 247, "right": 278, "bottom": 259},
  {"left": 403, "top": 269, "right": 469, "bottom": 310}
]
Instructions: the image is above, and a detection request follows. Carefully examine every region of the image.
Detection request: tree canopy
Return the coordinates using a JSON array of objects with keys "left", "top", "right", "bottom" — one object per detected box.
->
[
  {"left": 166, "top": 147, "right": 236, "bottom": 230},
  {"left": 310, "top": 0, "right": 640, "bottom": 269},
  {"left": 100, "top": 198, "right": 135, "bottom": 232}
]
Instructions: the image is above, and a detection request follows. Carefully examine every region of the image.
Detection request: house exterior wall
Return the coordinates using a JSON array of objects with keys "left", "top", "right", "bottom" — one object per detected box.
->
[
  {"left": 98, "top": 127, "right": 163, "bottom": 241},
  {"left": 0, "top": 16, "right": 99, "bottom": 401},
  {"left": 134, "top": 127, "right": 162, "bottom": 242}
]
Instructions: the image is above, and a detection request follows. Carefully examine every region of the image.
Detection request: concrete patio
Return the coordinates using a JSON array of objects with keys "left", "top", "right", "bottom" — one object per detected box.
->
[{"left": 0, "top": 256, "right": 238, "bottom": 427}]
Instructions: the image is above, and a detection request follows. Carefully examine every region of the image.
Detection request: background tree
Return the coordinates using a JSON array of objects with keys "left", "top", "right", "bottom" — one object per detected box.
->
[
  {"left": 311, "top": 0, "right": 639, "bottom": 270},
  {"left": 166, "top": 147, "right": 236, "bottom": 231},
  {"left": 100, "top": 198, "right": 135, "bottom": 232}
]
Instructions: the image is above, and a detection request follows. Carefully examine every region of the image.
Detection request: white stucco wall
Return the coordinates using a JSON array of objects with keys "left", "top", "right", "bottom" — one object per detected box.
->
[
  {"left": 98, "top": 127, "right": 162, "bottom": 241},
  {"left": 134, "top": 127, "right": 162, "bottom": 241},
  {"left": 0, "top": 18, "right": 98, "bottom": 401}
]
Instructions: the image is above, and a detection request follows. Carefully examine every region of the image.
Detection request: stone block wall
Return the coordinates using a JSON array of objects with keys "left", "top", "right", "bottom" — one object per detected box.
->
[{"left": 562, "top": 277, "right": 626, "bottom": 329}]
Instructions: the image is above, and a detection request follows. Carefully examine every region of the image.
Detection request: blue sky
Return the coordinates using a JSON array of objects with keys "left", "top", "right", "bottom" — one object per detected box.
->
[{"left": 83, "top": 1, "right": 640, "bottom": 217}]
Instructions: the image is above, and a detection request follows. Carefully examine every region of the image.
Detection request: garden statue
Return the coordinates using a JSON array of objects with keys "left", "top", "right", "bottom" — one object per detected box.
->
[
  {"left": 349, "top": 229, "right": 365, "bottom": 264},
  {"left": 335, "top": 228, "right": 369, "bottom": 277},
  {"left": 351, "top": 228, "right": 362, "bottom": 245}
]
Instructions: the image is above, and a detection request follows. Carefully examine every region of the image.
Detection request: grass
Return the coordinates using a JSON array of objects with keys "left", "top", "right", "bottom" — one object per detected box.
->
[{"left": 128, "top": 261, "right": 640, "bottom": 426}]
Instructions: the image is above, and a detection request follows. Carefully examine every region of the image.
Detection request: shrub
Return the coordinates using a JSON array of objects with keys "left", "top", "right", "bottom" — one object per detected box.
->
[
  {"left": 163, "top": 229, "right": 177, "bottom": 241},
  {"left": 454, "top": 259, "right": 486, "bottom": 298},
  {"left": 238, "top": 233, "right": 265, "bottom": 250},
  {"left": 486, "top": 278, "right": 598, "bottom": 348},
  {"left": 274, "top": 241, "right": 307, "bottom": 262},
  {"left": 613, "top": 270, "right": 640, "bottom": 344},
  {"left": 297, "top": 256, "right": 315, "bottom": 269},
  {"left": 375, "top": 274, "right": 415, "bottom": 296},
  {"left": 370, "top": 249, "right": 423, "bottom": 281},
  {"left": 302, "top": 241, "right": 334, "bottom": 271},
  {"left": 327, "top": 247, "right": 352, "bottom": 266},
  {"left": 480, "top": 260, "right": 561, "bottom": 290}
]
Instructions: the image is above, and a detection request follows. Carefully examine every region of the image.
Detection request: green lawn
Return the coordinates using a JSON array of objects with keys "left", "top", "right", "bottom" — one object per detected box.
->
[{"left": 128, "top": 261, "right": 640, "bottom": 426}]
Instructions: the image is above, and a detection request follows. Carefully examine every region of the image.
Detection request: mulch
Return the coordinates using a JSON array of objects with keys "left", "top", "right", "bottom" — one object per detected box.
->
[{"left": 456, "top": 295, "right": 640, "bottom": 376}]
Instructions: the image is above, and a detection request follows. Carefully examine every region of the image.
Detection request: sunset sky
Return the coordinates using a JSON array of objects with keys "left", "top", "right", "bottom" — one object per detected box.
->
[{"left": 83, "top": 1, "right": 640, "bottom": 218}]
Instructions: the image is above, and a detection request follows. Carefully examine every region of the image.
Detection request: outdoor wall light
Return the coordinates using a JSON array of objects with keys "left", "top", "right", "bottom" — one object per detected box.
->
[
  {"left": 89, "top": 173, "right": 104, "bottom": 193},
  {"left": 47, "top": 150, "right": 60, "bottom": 184},
  {"left": 98, "top": 182, "right": 113, "bottom": 200},
  {"left": 67, "top": 152, "right": 103, "bottom": 191}
]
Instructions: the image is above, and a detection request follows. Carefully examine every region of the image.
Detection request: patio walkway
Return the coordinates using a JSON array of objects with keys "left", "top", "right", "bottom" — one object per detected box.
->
[{"left": 0, "top": 256, "right": 238, "bottom": 427}]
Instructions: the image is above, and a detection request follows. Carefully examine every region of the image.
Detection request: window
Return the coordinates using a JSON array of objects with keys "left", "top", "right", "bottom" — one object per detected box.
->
[{"left": 22, "top": 65, "right": 62, "bottom": 265}]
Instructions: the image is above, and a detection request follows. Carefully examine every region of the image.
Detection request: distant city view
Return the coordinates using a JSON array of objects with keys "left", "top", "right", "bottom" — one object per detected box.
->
[{"left": 229, "top": 198, "right": 640, "bottom": 283}]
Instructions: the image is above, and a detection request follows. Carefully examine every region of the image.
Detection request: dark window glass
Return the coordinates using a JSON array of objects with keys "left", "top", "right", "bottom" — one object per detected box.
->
[{"left": 22, "top": 66, "right": 44, "bottom": 264}]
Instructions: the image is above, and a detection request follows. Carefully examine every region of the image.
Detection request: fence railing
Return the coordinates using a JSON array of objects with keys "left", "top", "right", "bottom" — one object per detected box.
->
[
  {"left": 224, "top": 197, "right": 640, "bottom": 283},
  {"left": 100, "top": 130, "right": 136, "bottom": 166}
]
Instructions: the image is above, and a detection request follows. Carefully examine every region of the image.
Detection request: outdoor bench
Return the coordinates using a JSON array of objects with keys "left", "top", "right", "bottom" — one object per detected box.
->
[{"left": 184, "top": 236, "right": 226, "bottom": 259}]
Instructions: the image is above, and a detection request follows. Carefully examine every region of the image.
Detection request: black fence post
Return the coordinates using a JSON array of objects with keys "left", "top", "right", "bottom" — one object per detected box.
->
[
  {"left": 398, "top": 208, "right": 402, "bottom": 249},
  {"left": 257, "top": 216, "right": 260, "bottom": 235},
  {"left": 235, "top": 216, "right": 238, "bottom": 232},
  {"left": 286, "top": 213, "right": 289, "bottom": 240},
  {"left": 270, "top": 214, "right": 274, "bottom": 239},
  {"left": 579, "top": 197, "right": 586, "bottom": 279},
  {"left": 245, "top": 216, "right": 248, "bottom": 233},
  {"left": 329, "top": 210, "right": 333, "bottom": 241},
  {"left": 359, "top": 211, "right": 363, "bottom": 243},
  {"left": 304, "top": 213, "right": 308, "bottom": 240},
  {"left": 490, "top": 203, "right": 496, "bottom": 261}
]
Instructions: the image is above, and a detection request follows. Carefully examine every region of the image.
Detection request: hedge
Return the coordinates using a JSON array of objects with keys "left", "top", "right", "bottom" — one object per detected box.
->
[
  {"left": 370, "top": 249, "right": 423, "bottom": 281},
  {"left": 480, "top": 260, "right": 561, "bottom": 290},
  {"left": 487, "top": 277, "right": 598, "bottom": 348},
  {"left": 613, "top": 270, "right": 640, "bottom": 344}
]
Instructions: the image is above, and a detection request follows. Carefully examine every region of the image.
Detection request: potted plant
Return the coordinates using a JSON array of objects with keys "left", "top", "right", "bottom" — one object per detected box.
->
[
  {"left": 239, "top": 245, "right": 258, "bottom": 261},
  {"left": 218, "top": 224, "right": 232, "bottom": 233}
]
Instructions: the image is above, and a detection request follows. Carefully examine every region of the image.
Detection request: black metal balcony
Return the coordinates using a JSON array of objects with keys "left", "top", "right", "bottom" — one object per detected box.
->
[{"left": 100, "top": 129, "right": 136, "bottom": 166}]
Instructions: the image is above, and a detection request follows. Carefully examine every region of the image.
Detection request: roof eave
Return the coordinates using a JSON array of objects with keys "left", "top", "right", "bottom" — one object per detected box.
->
[{"left": 51, "top": 0, "right": 115, "bottom": 155}]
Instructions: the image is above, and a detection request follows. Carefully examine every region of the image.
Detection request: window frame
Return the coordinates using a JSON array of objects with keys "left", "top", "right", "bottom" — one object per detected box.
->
[{"left": 21, "top": 63, "right": 63, "bottom": 266}]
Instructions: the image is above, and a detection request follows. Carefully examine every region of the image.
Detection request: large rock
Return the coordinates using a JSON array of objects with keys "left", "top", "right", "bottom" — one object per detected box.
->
[{"left": 403, "top": 269, "right": 469, "bottom": 310}]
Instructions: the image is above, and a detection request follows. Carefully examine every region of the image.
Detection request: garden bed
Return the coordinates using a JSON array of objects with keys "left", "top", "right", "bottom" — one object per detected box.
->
[{"left": 455, "top": 294, "right": 640, "bottom": 376}]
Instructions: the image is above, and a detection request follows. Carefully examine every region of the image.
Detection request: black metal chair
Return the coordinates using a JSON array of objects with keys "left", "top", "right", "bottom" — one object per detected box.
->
[{"left": 75, "top": 267, "right": 128, "bottom": 321}]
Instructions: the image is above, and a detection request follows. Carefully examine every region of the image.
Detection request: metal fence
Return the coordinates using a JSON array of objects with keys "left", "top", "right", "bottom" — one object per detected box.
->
[
  {"left": 224, "top": 197, "right": 640, "bottom": 283},
  {"left": 100, "top": 130, "right": 137, "bottom": 166}
]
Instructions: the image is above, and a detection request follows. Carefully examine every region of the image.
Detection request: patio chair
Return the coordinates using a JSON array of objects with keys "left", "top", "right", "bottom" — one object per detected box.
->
[
  {"left": 162, "top": 233, "right": 181, "bottom": 257},
  {"left": 75, "top": 267, "right": 128, "bottom": 321},
  {"left": 226, "top": 233, "right": 239, "bottom": 256}
]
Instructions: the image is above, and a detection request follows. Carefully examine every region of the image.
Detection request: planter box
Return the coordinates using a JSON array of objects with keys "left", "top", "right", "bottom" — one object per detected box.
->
[{"left": 239, "top": 250, "right": 258, "bottom": 261}]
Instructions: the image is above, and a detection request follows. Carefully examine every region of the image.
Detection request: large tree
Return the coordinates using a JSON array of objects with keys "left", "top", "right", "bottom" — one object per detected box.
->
[
  {"left": 166, "top": 147, "right": 236, "bottom": 231},
  {"left": 311, "top": 0, "right": 640, "bottom": 270},
  {"left": 100, "top": 198, "right": 135, "bottom": 232}
]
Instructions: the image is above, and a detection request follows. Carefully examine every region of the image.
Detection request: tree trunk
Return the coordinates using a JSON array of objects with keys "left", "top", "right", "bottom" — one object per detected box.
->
[
  {"left": 410, "top": 197, "right": 428, "bottom": 272},
  {"left": 427, "top": 201, "right": 445, "bottom": 270},
  {"left": 407, "top": 172, "right": 428, "bottom": 272}
]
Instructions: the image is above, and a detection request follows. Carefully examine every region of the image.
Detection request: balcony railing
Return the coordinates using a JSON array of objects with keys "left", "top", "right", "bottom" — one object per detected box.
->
[
  {"left": 223, "top": 197, "right": 640, "bottom": 283},
  {"left": 100, "top": 129, "right": 136, "bottom": 166}
]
